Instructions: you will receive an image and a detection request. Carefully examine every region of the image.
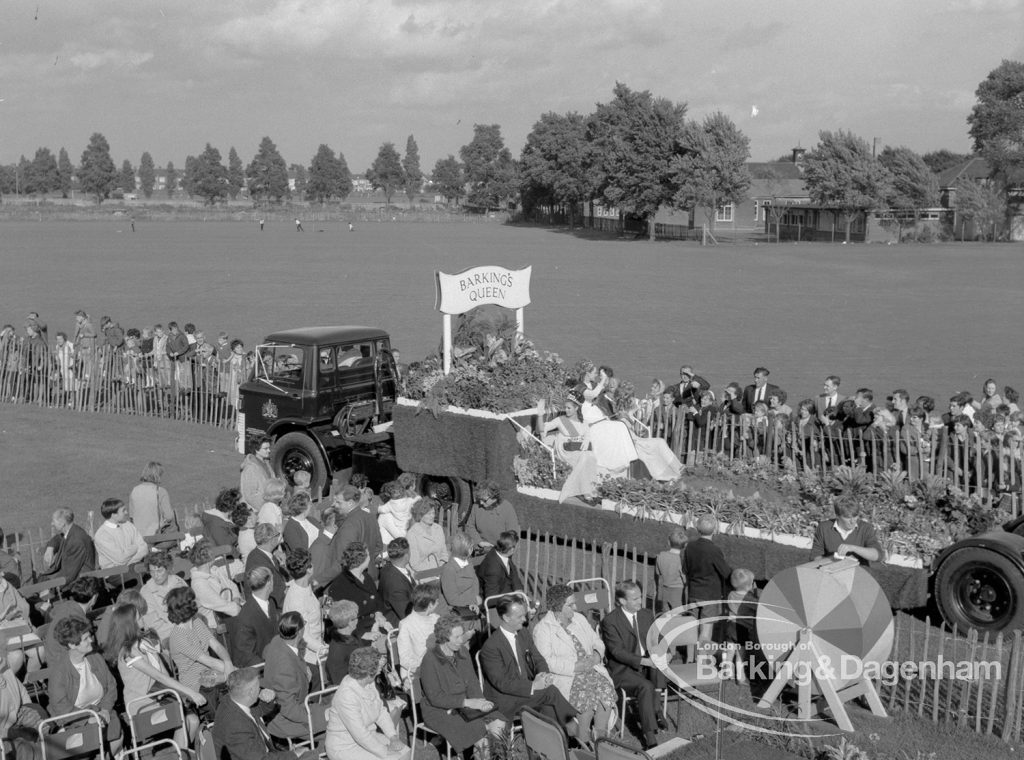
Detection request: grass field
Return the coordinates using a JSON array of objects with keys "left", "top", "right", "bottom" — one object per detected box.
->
[{"left": 1, "top": 220, "right": 1021, "bottom": 399}]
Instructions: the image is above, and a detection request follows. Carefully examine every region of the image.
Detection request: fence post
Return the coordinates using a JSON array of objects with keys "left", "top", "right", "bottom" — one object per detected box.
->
[{"left": 1002, "top": 630, "right": 1023, "bottom": 741}]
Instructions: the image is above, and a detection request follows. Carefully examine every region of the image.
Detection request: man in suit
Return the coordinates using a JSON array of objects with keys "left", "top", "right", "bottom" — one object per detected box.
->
[
  {"left": 229, "top": 566, "right": 279, "bottom": 667},
  {"left": 742, "top": 367, "right": 781, "bottom": 415},
  {"left": 262, "top": 613, "right": 327, "bottom": 739},
  {"left": 245, "top": 523, "right": 287, "bottom": 608},
  {"left": 309, "top": 506, "right": 340, "bottom": 590},
  {"left": 40, "top": 508, "right": 96, "bottom": 582},
  {"left": 378, "top": 538, "right": 416, "bottom": 619},
  {"left": 815, "top": 376, "right": 845, "bottom": 427},
  {"left": 671, "top": 366, "right": 710, "bottom": 409},
  {"left": 890, "top": 389, "right": 911, "bottom": 429},
  {"left": 845, "top": 388, "right": 877, "bottom": 430},
  {"left": 212, "top": 667, "right": 317, "bottom": 760},
  {"left": 600, "top": 580, "right": 667, "bottom": 750},
  {"left": 479, "top": 598, "right": 578, "bottom": 736},
  {"left": 329, "top": 486, "right": 383, "bottom": 581},
  {"left": 476, "top": 531, "right": 524, "bottom": 601}
]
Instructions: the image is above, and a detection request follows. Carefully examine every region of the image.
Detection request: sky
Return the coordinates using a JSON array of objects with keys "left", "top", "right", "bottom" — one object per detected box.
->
[{"left": 1, "top": 0, "right": 1022, "bottom": 174}]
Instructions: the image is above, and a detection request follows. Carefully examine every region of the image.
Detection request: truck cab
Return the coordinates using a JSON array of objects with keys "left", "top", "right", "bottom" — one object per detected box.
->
[{"left": 236, "top": 326, "right": 400, "bottom": 494}]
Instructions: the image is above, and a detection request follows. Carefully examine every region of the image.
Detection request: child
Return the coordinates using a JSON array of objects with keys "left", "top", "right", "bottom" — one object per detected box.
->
[
  {"left": 179, "top": 513, "right": 204, "bottom": 553},
  {"left": 655, "top": 529, "right": 687, "bottom": 613},
  {"left": 725, "top": 568, "right": 759, "bottom": 682},
  {"left": 292, "top": 469, "right": 311, "bottom": 497},
  {"left": 684, "top": 515, "right": 733, "bottom": 648},
  {"left": 377, "top": 481, "right": 413, "bottom": 544}
]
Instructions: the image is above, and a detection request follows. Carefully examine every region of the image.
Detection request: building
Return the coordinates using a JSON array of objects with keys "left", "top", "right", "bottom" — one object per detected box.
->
[{"left": 938, "top": 157, "right": 1024, "bottom": 241}]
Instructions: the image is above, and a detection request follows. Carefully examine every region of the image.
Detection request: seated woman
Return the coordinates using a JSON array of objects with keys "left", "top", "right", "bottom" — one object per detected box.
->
[
  {"left": 230, "top": 504, "right": 257, "bottom": 564},
  {"left": 48, "top": 617, "right": 123, "bottom": 756},
  {"left": 532, "top": 585, "right": 615, "bottom": 747},
  {"left": 406, "top": 498, "right": 449, "bottom": 574},
  {"left": 283, "top": 548, "right": 329, "bottom": 667},
  {"left": 465, "top": 480, "right": 520, "bottom": 550},
  {"left": 189, "top": 538, "right": 243, "bottom": 628},
  {"left": 419, "top": 614, "right": 505, "bottom": 760},
  {"left": 326, "top": 542, "right": 395, "bottom": 638},
  {"left": 105, "top": 603, "right": 205, "bottom": 747},
  {"left": 0, "top": 635, "right": 46, "bottom": 753},
  {"left": 282, "top": 491, "right": 322, "bottom": 554},
  {"left": 542, "top": 390, "right": 588, "bottom": 466},
  {"left": 256, "top": 479, "right": 288, "bottom": 532},
  {"left": 166, "top": 587, "right": 235, "bottom": 705},
  {"left": 263, "top": 612, "right": 328, "bottom": 741},
  {"left": 325, "top": 600, "right": 364, "bottom": 685},
  {"left": 326, "top": 647, "right": 409, "bottom": 760},
  {"left": 439, "top": 532, "right": 482, "bottom": 620},
  {"left": 140, "top": 550, "right": 188, "bottom": 644},
  {"left": 637, "top": 379, "right": 665, "bottom": 432},
  {"left": 396, "top": 583, "right": 441, "bottom": 681}
]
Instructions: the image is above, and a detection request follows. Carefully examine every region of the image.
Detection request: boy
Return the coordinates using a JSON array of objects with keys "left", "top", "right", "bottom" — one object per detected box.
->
[
  {"left": 684, "top": 516, "right": 733, "bottom": 648},
  {"left": 655, "top": 529, "right": 687, "bottom": 612}
]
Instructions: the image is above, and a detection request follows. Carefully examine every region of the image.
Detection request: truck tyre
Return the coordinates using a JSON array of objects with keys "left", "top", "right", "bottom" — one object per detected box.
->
[
  {"left": 272, "top": 432, "right": 328, "bottom": 496},
  {"left": 934, "top": 546, "right": 1024, "bottom": 632},
  {"left": 418, "top": 474, "right": 472, "bottom": 527}
]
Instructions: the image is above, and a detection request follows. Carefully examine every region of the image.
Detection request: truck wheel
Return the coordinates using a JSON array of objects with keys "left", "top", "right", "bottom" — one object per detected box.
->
[
  {"left": 272, "top": 432, "right": 328, "bottom": 496},
  {"left": 935, "top": 547, "right": 1024, "bottom": 632},
  {"left": 418, "top": 475, "right": 472, "bottom": 526}
]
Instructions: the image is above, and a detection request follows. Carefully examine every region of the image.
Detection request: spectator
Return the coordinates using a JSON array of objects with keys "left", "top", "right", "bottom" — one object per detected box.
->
[
  {"left": 600, "top": 580, "right": 666, "bottom": 751},
  {"left": 476, "top": 531, "right": 524, "bottom": 601},
  {"left": 768, "top": 388, "right": 792, "bottom": 418},
  {"left": 93, "top": 497, "right": 149, "bottom": 569},
  {"left": 0, "top": 634, "right": 46, "bottom": 752},
  {"left": 140, "top": 550, "right": 188, "bottom": 642},
  {"left": 465, "top": 480, "right": 520, "bottom": 550},
  {"left": 439, "top": 532, "right": 480, "bottom": 619},
  {"left": 263, "top": 612, "right": 328, "bottom": 741},
  {"left": 245, "top": 523, "right": 288, "bottom": 609},
  {"left": 655, "top": 528, "right": 687, "bottom": 613},
  {"left": 232, "top": 504, "right": 258, "bottom": 563},
  {"left": 96, "top": 588, "right": 146, "bottom": 654},
  {"left": 43, "top": 577, "right": 100, "bottom": 666},
  {"left": 311, "top": 507, "right": 342, "bottom": 589},
  {"left": 241, "top": 436, "right": 276, "bottom": 510},
  {"left": 201, "top": 487, "right": 241, "bottom": 548},
  {"left": 39, "top": 508, "right": 96, "bottom": 582},
  {"left": 672, "top": 366, "right": 710, "bottom": 409},
  {"left": 325, "top": 647, "right": 409, "bottom": 760},
  {"left": 49, "top": 617, "right": 123, "bottom": 755},
  {"left": 533, "top": 584, "right": 615, "bottom": 746},
  {"left": 229, "top": 566, "right": 280, "bottom": 667},
  {"left": 167, "top": 586, "right": 235, "bottom": 695},
  {"left": 189, "top": 538, "right": 242, "bottom": 627},
  {"left": 377, "top": 481, "right": 414, "bottom": 545},
  {"left": 283, "top": 549, "right": 329, "bottom": 665},
  {"left": 166, "top": 321, "right": 193, "bottom": 393},
  {"left": 684, "top": 516, "right": 733, "bottom": 646},
  {"left": 329, "top": 486, "right": 384, "bottom": 582},
  {"left": 418, "top": 614, "right": 505, "bottom": 759},
  {"left": 811, "top": 499, "right": 885, "bottom": 566},
  {"left": 395, "top": 583, "right": 440, "bottom": 680},
  {"left": 845, "top": 388, "right": 876, "bottom": 430},
  {"left": 257, "top": 478, "right": 289, "bottom": 531},
  {"left": 100, "top": 316, "right": 124, "bottom": 350},
  {"left": 1004, "top": 386, "right": 1020, "bottom": 415},
  {"left": 282, "top": 491, "right": 321, "bottom": 553},
  {"left": 378, "top": 538, "right": 415, "bottom": 620},
  {"left": 325, "top": 600, "right": 362, "bottom": 685},
  {"left": 326, "top": 541, "right": 394, "bottom": 638},
  {"left": 128, "top": 461, "right": 177, "bottom": 539},
  {"left": 405, "top": 498, "right": 449, "bottom": 574},
  {"left": 975, "top": 379, "right": 1003, "bottom": 413}
]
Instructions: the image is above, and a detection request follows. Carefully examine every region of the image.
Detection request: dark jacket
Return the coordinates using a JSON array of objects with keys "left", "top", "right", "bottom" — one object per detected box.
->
[
  {"left": 227, "top": 598, "right": 279, "bottom": 667},
  {"left": 48, "top": 651, "right": 118, "bottom": 717},
  {"left": 325, "top": 569, "right": 394, "bottom": 636},
  {"left": 41, "top": 523, "right": 96, "bottom": 582},
  {"left": 377, "top": 561, "right": 415, "bottom": 620},
  {"left": 212, "top": 693, "right": 294, "bottom": 760},
  {"left": 244, "top": 548, "right": 287, "bottom": 609},
  {"left": 476, "top": 549, "right": 523, "bottom": 601},
  {"left": 600, "top": 607, "right": 655, "bottom": 683},
  {"left": 478, "top": 627, "right": 549, "bottom": 717},
  {"left": 683, "top": 536, "right": 732, "bottom": 603}
]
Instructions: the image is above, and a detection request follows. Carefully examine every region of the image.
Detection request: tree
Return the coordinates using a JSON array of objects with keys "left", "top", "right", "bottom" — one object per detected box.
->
[
  {"left": 955, "top": 176, "right": 1007, "bottom": 241},
  {"left": 181, "top": 156, "right": 197, "bottom": 198},
  {"left": 431, "top": 155, "right": 464, "bottom": 205},
  {"left": 367, "top": 142, "right": 405, "bottom": 207},
  {"left": 922, "top": 149, "right": 972, "bottom": 176},
  {"left": 138, "top": 152, "right": 156, "bottom": 198},
  {"left": 519, "top": 111, "right": 594, "bottom": 227},
  {"left": 119, "top": 160, "right": 136, "bottom": 194},
  {"left": 191, "top": 144, "right": 228, "bottom": 205},
  {"left": 402, "top": 135, "right": 422, "bottom": 204},
  {"left": 165, "top": 162, "right": 177, "bottom": 199},
  {"left": 878, "top": 146, "right": 938, "bottom": 236},
  {"left": 672, "top": 111, "right": 752, "bottom": 231},
  {"left": 968, "top": 60, "right": 1024, "bottom": 184},
  {"left": 586, "top": 82, "right": 689, "bottom": 240},
  {"left": 289, "top": 164, "right": 307, "bottom": 198},
  {"left": 459, "top": 124, "right": 518, "bottom": 211},
  {"left": 227, "top": 147, "right": 244, "bottom": 200},
  {"left": 57, "top": 147, "right": 73, "bottom": 198},
  {"left": 25, "top": 147, "right": 60, "bottom": 195},
  {"left": 802, "top": 129, "right": 893, "bottom": 243},
  {"left": 78, "top": 132, "right": 118, "bottom": 203},
  {"left": 246, "top": 136, "right": 290, "bottom": 204},
  {"left": 0, "top": 165, "right": 16, "bottom": 197},
  {"left": 306, "top": 143, "right": 351, "bottom": 203}
]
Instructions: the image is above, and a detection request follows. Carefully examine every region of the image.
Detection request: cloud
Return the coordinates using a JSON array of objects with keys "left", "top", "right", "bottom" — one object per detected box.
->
[{"left": 66, "top": 48, "right": 154, "bottom": 72}]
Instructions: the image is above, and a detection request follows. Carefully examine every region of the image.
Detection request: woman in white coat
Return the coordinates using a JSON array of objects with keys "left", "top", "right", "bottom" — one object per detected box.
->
[
  {"left": 325, "top": 647, "right": 409, "bottom": 760},
  {"left": 532, "top": 584, "right": 616, "bottom": 746}
]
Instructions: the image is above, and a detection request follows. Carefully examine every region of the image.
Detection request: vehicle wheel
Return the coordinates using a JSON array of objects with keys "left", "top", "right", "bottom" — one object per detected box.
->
[
  {"left": 272, "top": 432, "right": 329, "bottom": 496},
  {"left": 935, "top": 547, "right": 1024, "bottom": 632},
  {"left": 418, "top": 474, "right": 472, "bottom": 527}
]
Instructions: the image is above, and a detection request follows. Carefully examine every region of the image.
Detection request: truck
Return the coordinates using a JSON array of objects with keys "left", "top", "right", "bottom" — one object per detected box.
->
[{"left": 235, "top": 325, "right": 520, "bottom": 515}]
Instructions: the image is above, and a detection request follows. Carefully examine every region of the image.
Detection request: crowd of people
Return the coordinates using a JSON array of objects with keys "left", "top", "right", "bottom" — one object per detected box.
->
[{"left": 0, "top": 310, "right": 252, "bottom": 418}]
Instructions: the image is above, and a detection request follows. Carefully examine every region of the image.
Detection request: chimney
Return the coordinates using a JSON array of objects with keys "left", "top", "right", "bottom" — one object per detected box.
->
[{"left": 791, "top": 146, "right": 806, "bottom": 164}]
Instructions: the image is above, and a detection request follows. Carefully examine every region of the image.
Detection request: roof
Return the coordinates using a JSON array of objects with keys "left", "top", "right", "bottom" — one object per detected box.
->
[
  {"left": 747, "top": 161, "right": 803, "bottom": 180},
  {"left": 263, "top": 326, "right": 389, "bottom": 345},
  {"left": 938, "top": 156, "right": 1024, "bottom": 187}
]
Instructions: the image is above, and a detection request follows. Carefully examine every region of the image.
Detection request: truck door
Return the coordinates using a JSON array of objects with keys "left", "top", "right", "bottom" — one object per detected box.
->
[
  {"left": 252, "top": 343, "right": 308, "bottom": 421},
  {"left": 335, "top": 341, "right": 377, "bottom": 401}
]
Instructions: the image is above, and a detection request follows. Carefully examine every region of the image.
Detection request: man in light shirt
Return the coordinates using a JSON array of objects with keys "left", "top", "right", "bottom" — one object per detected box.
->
[{"left": 93, "top": 498, "right": 149, "bottom": 569}]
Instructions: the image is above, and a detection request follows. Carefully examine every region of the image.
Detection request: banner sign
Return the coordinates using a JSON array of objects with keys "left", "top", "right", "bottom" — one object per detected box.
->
[{"left": 435, "top": 265, "right": 532, "bottom": 315}]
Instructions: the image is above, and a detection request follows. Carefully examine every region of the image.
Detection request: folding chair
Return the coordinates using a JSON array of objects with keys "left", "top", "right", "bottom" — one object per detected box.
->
[
  {"left": 566, "top": 578, "right": 612, "bottom": 626},
  {"left": 385, "top": 628, "right": 405, "bottom": 686},
  {"left": 117, "top": 738, "right": 185, "bottom": 760},
  {"left": 144, "top": 533, "right": 186, "bottom": 549},
  {"left": 520, "top": 706, "right": 586, "bottom": 760},
  {"left": 38, "top": 708, "right": 105, "bottom": 760},
  {"left": 23, "top": 668, "right": 49, "bottom": 704},
  {"left": 483, "top": 591, "right": 530, "bottom": 630},
  {"left": 126, "top": 689, "right": 186, "bottom": 750},
  {"left": 84, "top": 564, "right": 139, "bottom": 590},
  {"left": 20, "top": 576, "right": 67, "bottom": 602},
  {"left": 473, "top": 650, "right": 521, "bottom": 740},
  {"left": 414, "top": 567, "right": 442, "bottom": 585},
  {"left": 300, "top": 685, "right": 338, "bottom": 753},
  {"left": 408, "top": 675, "right": 451, "bottom": 760},
  {"left": 596, "top": 734, "right": 688, "bottom": 760}
]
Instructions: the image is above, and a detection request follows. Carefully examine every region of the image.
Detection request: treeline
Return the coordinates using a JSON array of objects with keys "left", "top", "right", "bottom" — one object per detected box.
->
[{"left": 1, "top": 60, "right": 1019, "bottom": 233}]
